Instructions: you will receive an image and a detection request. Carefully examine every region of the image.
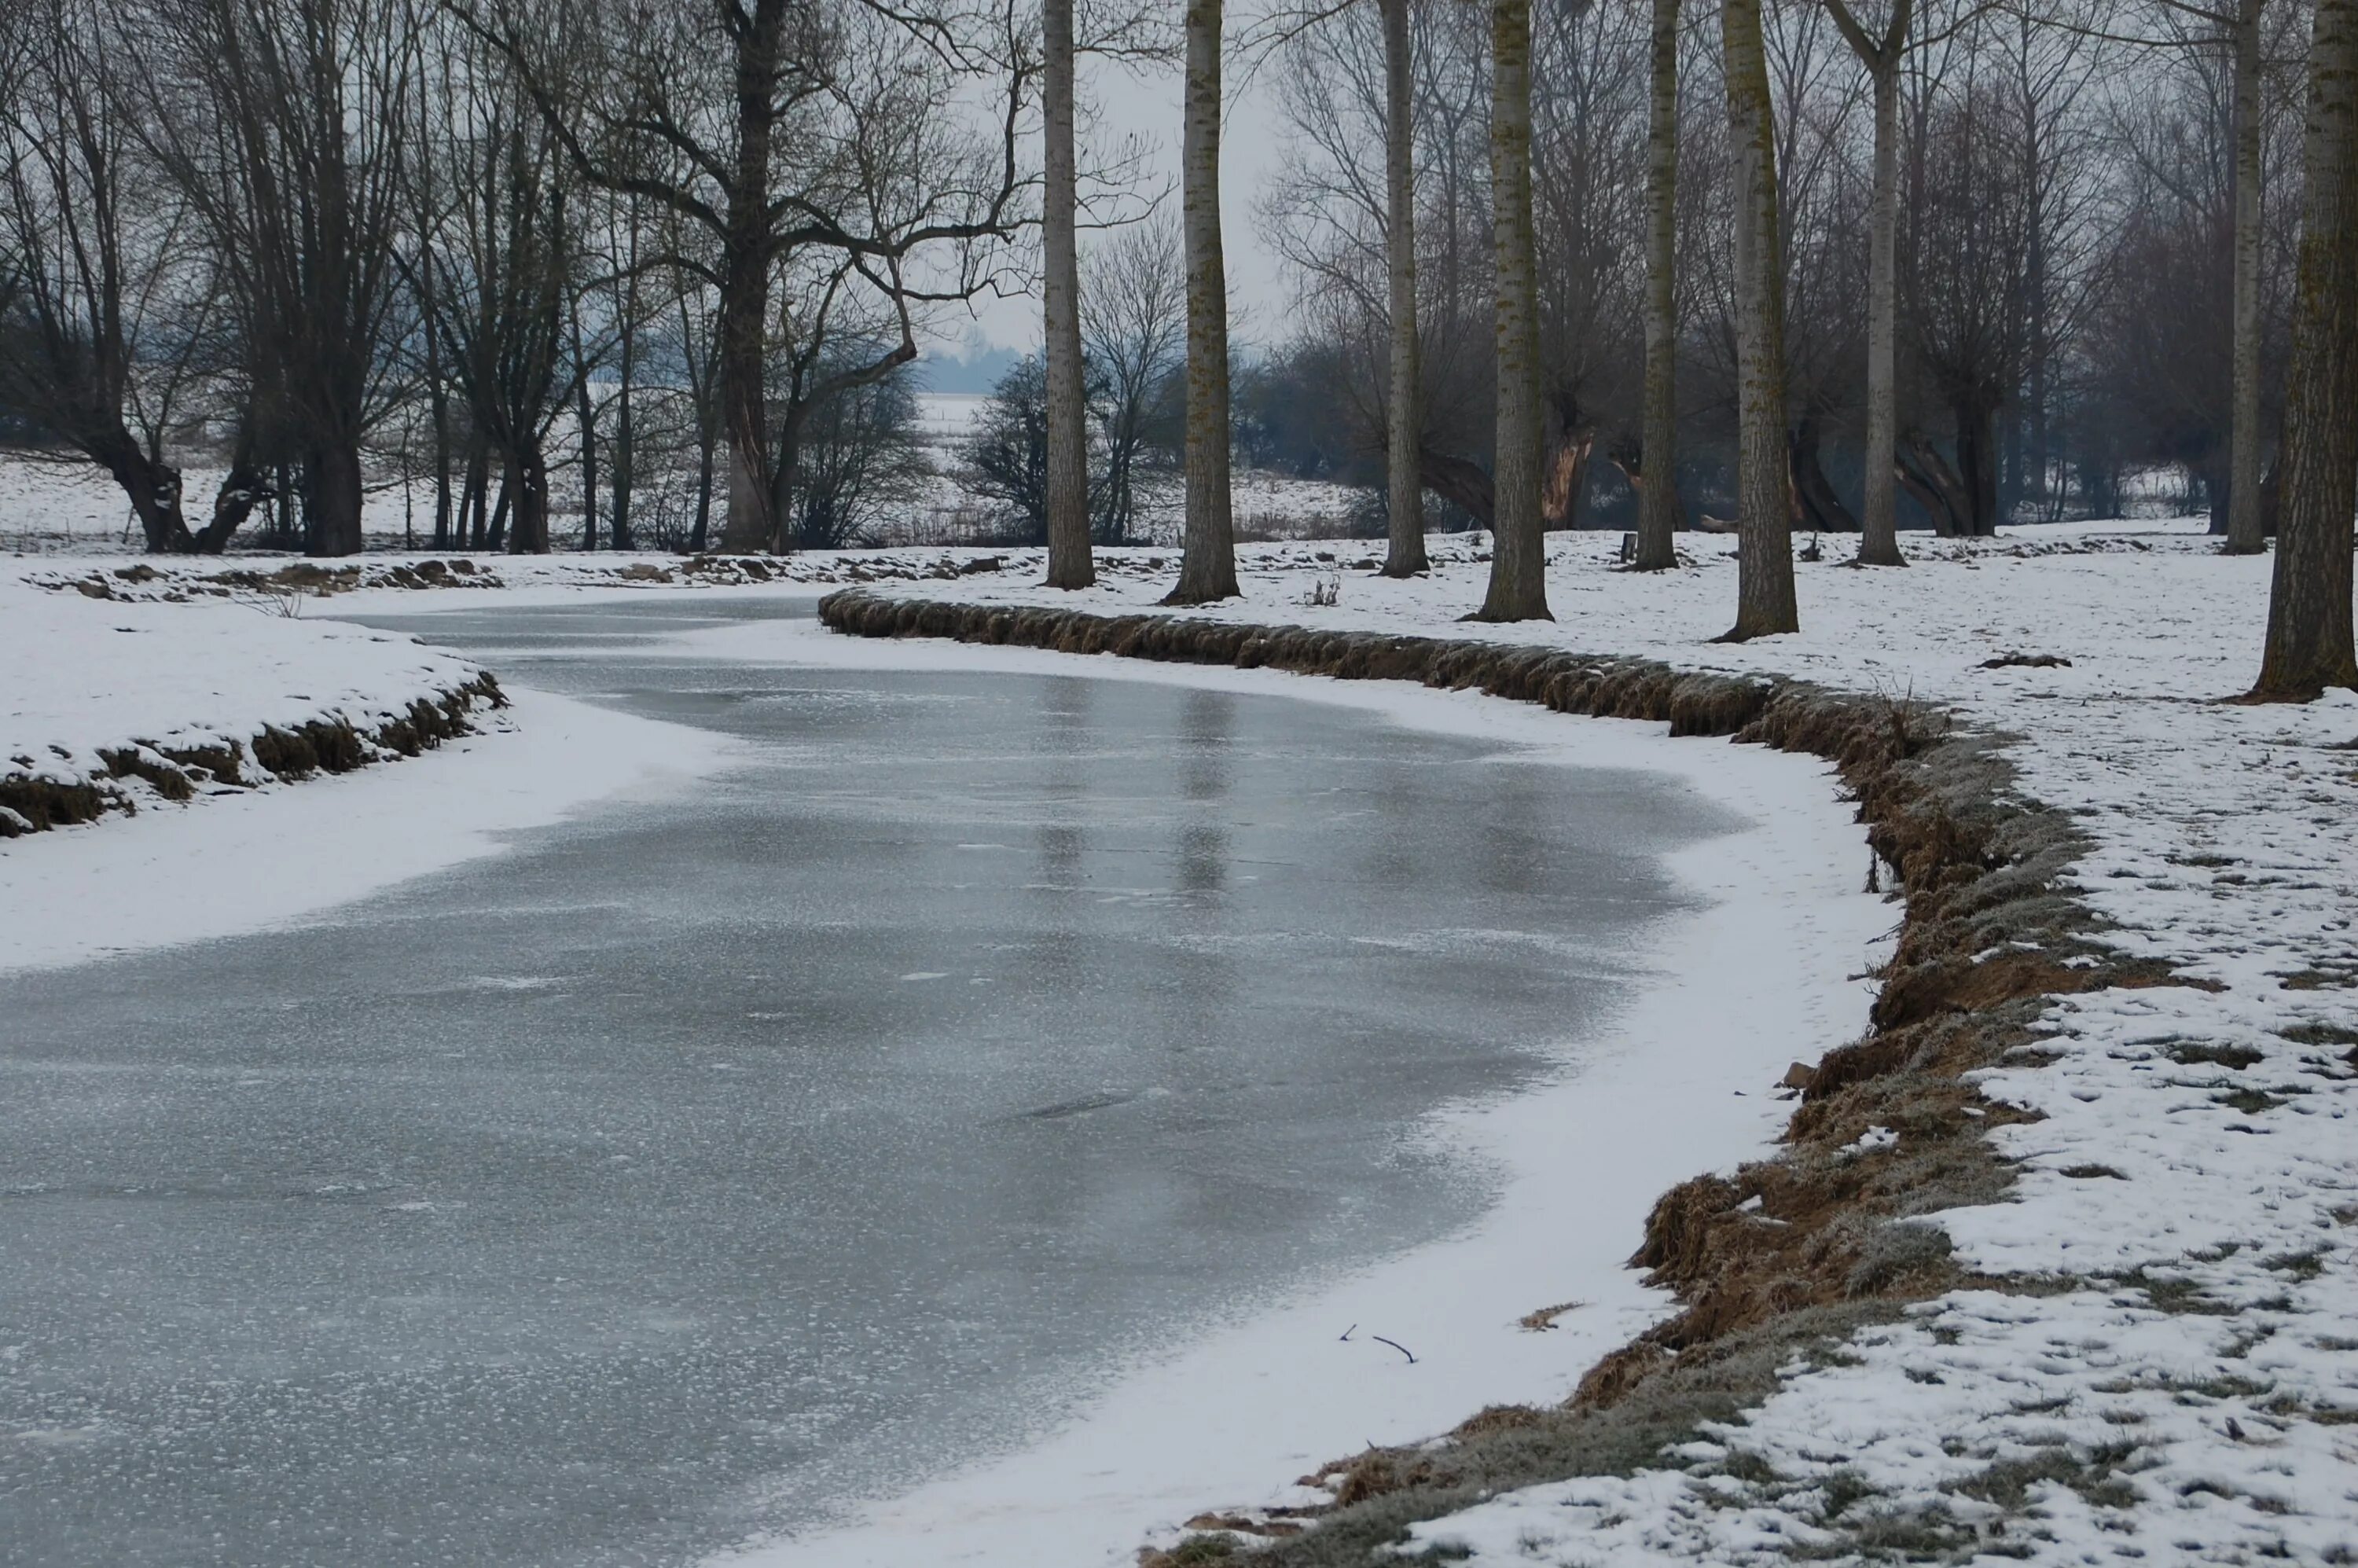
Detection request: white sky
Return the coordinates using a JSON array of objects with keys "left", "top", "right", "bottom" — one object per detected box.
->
[{"left": 954, "top": 49, "right": 1298, "bottom": 358}]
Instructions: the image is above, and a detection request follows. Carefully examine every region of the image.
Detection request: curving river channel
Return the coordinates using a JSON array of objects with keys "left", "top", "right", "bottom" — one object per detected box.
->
[{"left": 0, "top": 597, "right": 1730, "bottom": 1567}]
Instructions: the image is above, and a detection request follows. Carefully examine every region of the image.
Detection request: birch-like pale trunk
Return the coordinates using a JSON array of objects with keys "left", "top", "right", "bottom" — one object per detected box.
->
[
  {"left": 1042, "top": 0, "right": 1095, "bottom": 587},
  {"left": 1721, "top": 0, "right": 1798, "bottom": 638},
  {"left": 2254, "top": 0, "right": 2358, "bottom": 696},
  {"left": 1380, "top": 0, "right": 1428, "bottom": 578},
  {"left": 1632, "top": 0, "right": 1682, "bottom": 571},
  {"left": 1477, "top": 0, "right": 1552, "bottom": 621},
  {"left": 2224, "top": 0, "right": 2268, "bottom": 555},
  {"left": 1168, "top": 0, "right": 1239, "bottom": 604}
]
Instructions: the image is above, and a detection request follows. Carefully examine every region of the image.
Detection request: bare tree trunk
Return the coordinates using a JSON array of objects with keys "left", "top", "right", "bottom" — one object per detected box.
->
[
  {"left": 1633, "top": 0, "right": 1682, "bottom": 571},
  {"left": 1380, "top": 0, "right": 1428, "bottom": 578},
  {"left": 464, "top": 439, "right": 490, "bottom": 549},
  {"left": 1857, "top": 46, "right": 1907, "bottom": 564},
  {"left": 1041, "top": 0, "right": 1094, "bottom": 588},
  {"left": 1721, "top": 0, "right": 1797, "bottom": 637},
  {"left": 194, "top": 442, "right": 270, "bottom": 554},
  {"left": 690, "top": 430, "right": 714, "bottom": 554},
  {"left": 422, "top": 255, "right": 454, "bottom": 552},
  {"left": 1167, "top": 0, "right": 1239, "bottom": 604},
  {"left": 2225, "top": 0, "right": 2268, "bottom": 554},
  {"left": 2253, "top": 0, "right": 2358, "bottom": 698},
  {"left": 571, "top": 295, "right": 598, "bottom": 551},
  {"left": 307, "top": 444, "right": 366, "bottom": 557},
  {"left": 1477, "top": 0, "right": 1551, "bottom": 622},
  {"left": 612, "top": 340, "right": 636, "bottom": 550},
  {"left": 504, "top": 446, "right": 552, "bottom": 553},
  {"left": 718, "top": 0, "right": 785, "bottom": 553}
]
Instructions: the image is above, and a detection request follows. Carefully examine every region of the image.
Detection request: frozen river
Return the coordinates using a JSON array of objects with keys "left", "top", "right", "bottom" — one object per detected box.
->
[{"left": 0, "top": 597, "right": 1725, "bottom": 1566}]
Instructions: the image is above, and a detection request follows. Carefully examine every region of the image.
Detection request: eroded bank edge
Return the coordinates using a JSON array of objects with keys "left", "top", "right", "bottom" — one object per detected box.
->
[
  {"left": 1, "top": 672, "right": 508, "bottom": 838},
  {"left": 814, "top": 587, "right": 2170, "bottom": 1564}
]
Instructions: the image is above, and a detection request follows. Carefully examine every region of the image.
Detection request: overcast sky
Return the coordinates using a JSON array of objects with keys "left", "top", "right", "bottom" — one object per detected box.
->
[{"left": 945, "top": 50, "right": 1301, "bottom": 365}]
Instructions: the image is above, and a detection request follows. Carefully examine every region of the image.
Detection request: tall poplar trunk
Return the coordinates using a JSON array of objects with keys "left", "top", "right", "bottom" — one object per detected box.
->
[
  {"left": 1042, "top": 0, "right": 1095, "bottom": 588},
  {"left": 1380, "top": 0, "right": 1429, "bottom": 578},
  {"left": 1720, "top": 0, "right": 1798, "bottom": 638},
  {"left": 718, "top": 0, "right": 784, "bottom": 553},
  {"left": 1824, "top": 0, "right": 1910, "bottom": 562},
  {"left": 1167, "top": 0, "right": 1239, "bottom": 604},
  {"left": 1633, "top": 0, "right": 1682, "bottom": 572},
  {"left": 2224, "top": 0, "right": 2268, "bottom": 554},
  {"left": 1477, "top": 0, "right": 1552, "bottom": 622},
  {"left": 2253, "top": 0, "right": 2358, "bottom": 698},
  {"left": 1858, "top": 47, "right": 1905, "bottom": 564}
]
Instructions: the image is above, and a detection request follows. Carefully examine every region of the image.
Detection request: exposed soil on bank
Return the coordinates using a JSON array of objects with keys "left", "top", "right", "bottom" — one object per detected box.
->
[{"left": 1, "top": 672, "right": 505, "bottom": 838}]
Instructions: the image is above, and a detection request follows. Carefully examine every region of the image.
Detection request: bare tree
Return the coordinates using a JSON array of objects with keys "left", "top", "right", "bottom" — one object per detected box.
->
[
  {"left": 140, "top": 0, "right": 417, "bottom": 557},
  {"left": 0, "top": 0, "right": 265, "bottom": 553},
  {"left": 1167, "top": 0, "right": 1239, "bottom": 603},
  {"left": 2220, "top": 0, "right": 2268, "bottom": 553},
  {"left": 1475, "top": 0, "right": 1551, "bottom": 621},
  {"left": 1041, "top": 0, "right": 1093, "bottom": 586},
  {"left": 1629, "top": 0, "right": 1683, "bottom": 571},
  {"left": 2253, "top": 0, "right": 2358, "bottom": 699},
  {"left": 1824, "top": 0, "right": 1912, "bottom": 565},
  {"left": 1721, "top": 0, "right": 1797, "bottom": 637},
  {"left": 456, "top": 0, "right": 1033, "bottom": 555},
  {"left": 412, "top": 14, "right": 589, "bottom": 554},
  {"left": 1379, "top": 0, "right": 1428, "bottom": 576},
  {"left": 1082, "top": 215, "right": 1184, "bottom": 544}
]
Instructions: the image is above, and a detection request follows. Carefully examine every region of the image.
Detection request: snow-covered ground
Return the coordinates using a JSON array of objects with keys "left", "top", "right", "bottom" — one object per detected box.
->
[
  {"left": 0, "top": 566, "right": 733, "bottom": 965},
  {"left": 0, "top": 570, "right": 500, "bottom": 829},
  {"left": 0, "top": 415, "right": 1368, "bottom": 556},
  {"left": 9, "top": 515, "right": 2352, "bottom": 1562},
  {"left": 769, "top": 519, "right": 2358, "bottom": 1565}
]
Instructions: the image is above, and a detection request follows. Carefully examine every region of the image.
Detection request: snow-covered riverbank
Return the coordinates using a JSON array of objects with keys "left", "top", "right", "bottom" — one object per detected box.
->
[
  {"left": 9, "top": 520, "right": 2352, "bottom": 1562},
  {"left": 794, "top": 521, "right": 2358, "bottom": 1566},
  {"left": 0, "top": 570, "right": 732, "bottom": 971}
]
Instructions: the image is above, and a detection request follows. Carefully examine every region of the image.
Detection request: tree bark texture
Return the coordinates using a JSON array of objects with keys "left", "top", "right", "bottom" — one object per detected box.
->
[
  {"left": 2225, "top": 0, "right": 2268, "bottom": 554},
  {"left": 1381, "top": 0, "right": 1429, "bottom": 578},
  {"left": 718, "top": 0, "right": 785, "bottom": 553},
  {"left": 1477, "top": 0, "right": 1552, "bottom": 622},
  {"left": 1633, "top": 0, "right": 1682, "bottom": 571},
  {"left": 1169, "top": 0, "right": 1240, "bottom": 604},
  {"left": 1042, "top": 0, "right": 1095, "bottom": 588},
  {"left": 1721, "top": 0, "right": 1798, "bottom": 637},
  {"left": 2255, "top": 0, "right": 2358, "bottom": 697},
  {"left": 1857, "top": 37, "right": 1907, "bottom": 564},
  {"left": 307, "top": 444, "right": 366, "bottom": 558}
]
